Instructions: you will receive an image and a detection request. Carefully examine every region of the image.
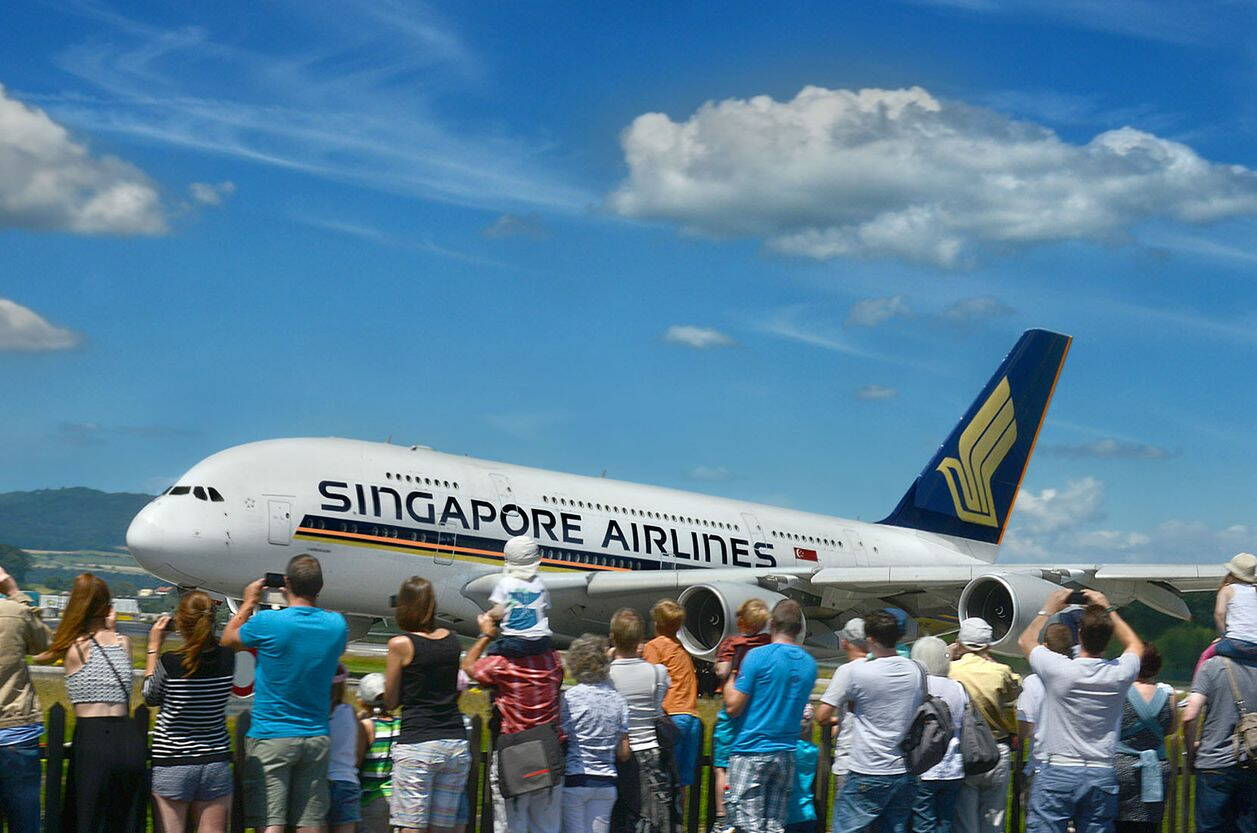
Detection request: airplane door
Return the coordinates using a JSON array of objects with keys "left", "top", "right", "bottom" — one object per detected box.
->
[
  {"left": 489, "top": 473, "right": 514, "bottom": 504},
  {"left": 267, "top": 499, "right": 292, "bottom": 545},
  {"left": 435, "top": 521, "right": 456, "bottom": 565},
  {"left": 841, "top": 529, "right": 869, "bottom": 566},
  {"left": 741, "top": 513, "right": 766, "bottom": 543}
]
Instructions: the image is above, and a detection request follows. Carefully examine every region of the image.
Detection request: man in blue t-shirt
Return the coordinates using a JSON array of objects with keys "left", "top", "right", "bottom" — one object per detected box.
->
[
  {"left": 723, "top": 599, "right": 819, "bottom": 833},
  {"left": 223, "top": 554, "right": 348, "bottom": 833}
]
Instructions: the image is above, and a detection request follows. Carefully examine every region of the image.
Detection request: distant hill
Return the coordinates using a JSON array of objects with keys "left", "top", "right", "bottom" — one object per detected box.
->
[{"left": 0, "top": 488, "right": 152, "bottom": 551}]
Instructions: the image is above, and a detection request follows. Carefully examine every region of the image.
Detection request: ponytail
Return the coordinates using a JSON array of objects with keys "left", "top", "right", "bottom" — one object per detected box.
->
[{"left": 174, "top": 591, "right": 216, "bottom": 677}]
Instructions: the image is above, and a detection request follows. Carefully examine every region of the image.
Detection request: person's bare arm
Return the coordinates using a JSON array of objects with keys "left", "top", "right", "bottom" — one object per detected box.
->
[
  {"left": 461, "top": 613, "right": 499, "bottom": 678},
  {"left": 1215, "top": 586, "right": 1232, "bottom": 636},
  {"left": 814, "top": 702, "right": 835, "bottom": 728},
  {"left": 714, "top": 660, "right": 732, "bottom": 680},
  {"left": 723, "top": 674, "right": 749, "bottom": 717},
  {"left": 616, "top": 734, "right": 631, "bottom": 762},
  {"left": 145, "top": 615, "right": 171, "bottom": 677},
  {"left": 1089, "top": 590, "right": 1143, "bottom": 656},
  {"left": 1019, "top": 587, "right": 1072, "bottom": 657},
  {"left": 221, "top": 579, "right": 264, "bottom": 650},
  {"left": 383, "top": 635, "right": 412, "bottom": 711},
  {"left": 1182, "top": 692, "right": 1205, "bottom": 772}
]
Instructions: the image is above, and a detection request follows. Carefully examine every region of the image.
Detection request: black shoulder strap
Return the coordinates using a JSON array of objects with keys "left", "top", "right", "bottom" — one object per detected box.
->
[{"left": 89, "top": 634, "right": 130, "bottom": 698}]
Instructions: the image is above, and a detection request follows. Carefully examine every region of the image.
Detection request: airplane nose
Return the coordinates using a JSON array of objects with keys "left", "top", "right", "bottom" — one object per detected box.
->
[{"left": 126, "top": 504, "right": 167, "bottom": 574}]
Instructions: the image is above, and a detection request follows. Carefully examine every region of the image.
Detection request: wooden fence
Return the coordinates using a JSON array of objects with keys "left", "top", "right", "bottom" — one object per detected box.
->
[{"left": 36, "top": 704, "right": 1197, "bottom": 833}]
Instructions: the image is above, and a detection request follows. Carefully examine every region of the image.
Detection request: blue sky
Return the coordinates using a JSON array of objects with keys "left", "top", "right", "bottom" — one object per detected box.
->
[{"left": 2, "top": 0, "right": 1256, "bottom": 564}]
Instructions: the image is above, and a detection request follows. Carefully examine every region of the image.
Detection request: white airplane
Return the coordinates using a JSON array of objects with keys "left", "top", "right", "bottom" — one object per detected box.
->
[{"left": 126, "top": 329, "right": 1222, "bottom": 659}]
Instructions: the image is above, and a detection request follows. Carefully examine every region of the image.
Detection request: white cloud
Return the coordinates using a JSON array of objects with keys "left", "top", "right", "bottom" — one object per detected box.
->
[
  {"left": 855, "top": 384, "right": 898, "bottom": 400},
  {"left": 687, "top": 465, "right": 732, "bottom": 482},
  {"left": 484, "top": 411, "right": 565, "bottom": 440},
  {"left": 483, "top": 213, "right": 548, "bottom": 239},
  {"left": 188, "top": 181, "right": 235, "bottom": 206},
  {"left": 1046, "top": 437, "right": 1177, "bottom": 460},
  {"left": 1010, "top": 477, "right": 1105, "bottom": 535},
  {"left": 45, "top": 4, "right": 587, "bottom": 215},
  {"left": 0, "top": 84, "right": 165, "bottom": 234},
  {"left": 1003, "top": 476, "right": 1257, "bottom": 564},
  {"left": 664, "top": 325, "right": 734, "bottom": 349},
  {"left": 0, "top": 299, "right": 81, "bottom": 351},
  {"left": 610, "top": 85, "right": 1257, "bottom": 267},
  {"left": 847, "top": 295, "right": 911, "bottom": 327},
  {"left": 940, "top": 296, "right": 1015, "bottom": 323}
]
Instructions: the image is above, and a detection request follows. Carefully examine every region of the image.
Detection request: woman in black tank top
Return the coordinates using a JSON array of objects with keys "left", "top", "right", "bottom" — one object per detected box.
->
[{"left": 383, "top": 577, "right": 469, "bottom": 831}]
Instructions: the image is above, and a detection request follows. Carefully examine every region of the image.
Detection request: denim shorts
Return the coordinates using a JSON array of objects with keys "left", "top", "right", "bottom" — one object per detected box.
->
[
  {"left": 670, "top": 714, "right": 702, "bottom": 787},
  {"left": 151, "top": 761, "right": 233, "bottom": 802},
  {"left": 328, "top": 780, "right": 363, "bottom": 824}
]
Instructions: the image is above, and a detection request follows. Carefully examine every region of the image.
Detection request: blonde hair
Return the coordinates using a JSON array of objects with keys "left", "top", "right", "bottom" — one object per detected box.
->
[
  {"left": 736, "top": 598, "right": 770, "bottom": 634},
  {"left": 175, "top": 591, "right": 216, "bottom": 676},
  {"left": 651, "top": 599, "right": 685, "bottom": 636},
  {"left": 610, "top": 608, "right": 643, "bottom": 653}
]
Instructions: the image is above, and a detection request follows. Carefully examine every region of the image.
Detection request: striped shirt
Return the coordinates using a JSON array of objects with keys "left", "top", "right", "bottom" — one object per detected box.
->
[
  {"left": 361, "top": 713, "right": 400, "bottom": 801},
  {"left": 143, "top": 646, "right": 235, "bottom": 766}
]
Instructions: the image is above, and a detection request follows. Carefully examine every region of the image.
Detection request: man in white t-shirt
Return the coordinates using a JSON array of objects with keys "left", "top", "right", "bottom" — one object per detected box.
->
[
  {"left": 815, "top": 618, "right": 868, "bottom": 800},
  {"left": 1017, "top": 588, "right": 1143, "bottom": 833},
  {"left": 818, "top": 610, "right": 922, "bottom": 833}
]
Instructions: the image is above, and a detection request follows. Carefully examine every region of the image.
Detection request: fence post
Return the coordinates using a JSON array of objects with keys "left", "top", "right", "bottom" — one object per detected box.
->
[
  {"left": 1178, "top": 739, "right": 1190, "bottom": 833},
  {"left": 1165, "top": 734, "right": 1178, "bottom": 833},
  {"left": 45, "top": 703, "right": 66, "bottom": 833},
  {"left": 478, "top": 716, "right": 493, "bottom": 833},
  {"left": 815, "top": 713, "right": 833, "bottom": 830},
  {"left": 1011, "top": 739, "right": 1023, "bottom": 833},
  {"left": 467, "top": 716, "right": 483, "bottom": 833},
  {"left": 231, "top": 710, "right": 251, "bottom": 833},
  {"left": 133, "top": 704, "right": 152, "bottom": 833}
]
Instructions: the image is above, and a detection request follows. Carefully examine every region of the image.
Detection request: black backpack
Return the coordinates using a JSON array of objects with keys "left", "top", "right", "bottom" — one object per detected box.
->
[
  {"left": 901, "top": 661, "right": 956, "bottom": 776},
  {"left": 958, "top": 700, "right": 1001, "bottom": 775}
]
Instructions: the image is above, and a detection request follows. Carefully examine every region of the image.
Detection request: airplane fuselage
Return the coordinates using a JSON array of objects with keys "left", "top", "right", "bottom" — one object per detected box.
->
[{"left": 127, "top": 437, "right": 996, "bottom": 647}]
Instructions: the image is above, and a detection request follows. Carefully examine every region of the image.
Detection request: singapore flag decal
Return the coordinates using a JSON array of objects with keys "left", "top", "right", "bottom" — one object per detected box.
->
[{"left": 793, "top": 546, "right": 818, "bottom": 562}]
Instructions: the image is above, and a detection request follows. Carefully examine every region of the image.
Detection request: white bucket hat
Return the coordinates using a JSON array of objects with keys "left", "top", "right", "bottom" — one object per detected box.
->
[
  {"left": 357, "top": 672, "right": 386, "bottom": 706},
  {"left": 1228, "top": 552, "right": 1257, "bottom": 584},
  {"left": 503, "top": 535, "right": 541, "bottom": 580},
  {"left": 958, "top": 617, "right": 994, "bottom": 650}
]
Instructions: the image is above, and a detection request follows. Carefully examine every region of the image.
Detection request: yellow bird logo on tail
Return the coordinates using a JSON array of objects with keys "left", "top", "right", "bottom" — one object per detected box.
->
[{"left": 936, "top": 376, "right": 1017, "bottom": 527}]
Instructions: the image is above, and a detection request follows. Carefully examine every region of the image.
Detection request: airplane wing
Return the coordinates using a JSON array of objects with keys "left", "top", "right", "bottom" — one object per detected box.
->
[{"left": 464, "top": 562, "right": 1225, "bottom": 611}]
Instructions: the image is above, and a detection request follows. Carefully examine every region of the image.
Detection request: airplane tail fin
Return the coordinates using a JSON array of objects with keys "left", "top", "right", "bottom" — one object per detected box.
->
[{"left": 878, "top": 328, "right": 1071, "bottom": 546}]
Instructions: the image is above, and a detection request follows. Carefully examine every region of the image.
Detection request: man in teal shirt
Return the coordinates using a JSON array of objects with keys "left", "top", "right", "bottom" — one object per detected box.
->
[
  {"left": 723, "top": 599, "right": 818, "bottom": 833},
  {"left": 223, "top": 554, "right": 348, "bottom": 833}
]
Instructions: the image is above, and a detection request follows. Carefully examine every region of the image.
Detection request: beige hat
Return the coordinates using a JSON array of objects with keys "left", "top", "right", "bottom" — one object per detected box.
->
[
  {"left": 1227, "top": 553, "right": 1257, "bottom": 584},
  {"left": 958, "top": 617, "right": 994, "bottom": 650}
]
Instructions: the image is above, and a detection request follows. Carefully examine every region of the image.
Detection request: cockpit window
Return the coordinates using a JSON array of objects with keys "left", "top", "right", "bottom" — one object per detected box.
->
[
  {"left": 207, "top": 487, "right": 225, "bottom": 503},
  {"left": 193, "top": 487, "right": 208, "bottom": 501},
  {"left": 169, "top": 486, "right": 191, "bottom": 496}
]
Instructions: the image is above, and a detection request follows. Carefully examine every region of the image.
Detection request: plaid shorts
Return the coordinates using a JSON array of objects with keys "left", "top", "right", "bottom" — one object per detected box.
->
[
  {"left": 390, "top": 739, "right": 471, "bottom": 829},
  {"left": 727, "top": 751, "right": 795, "bottom": 833}
]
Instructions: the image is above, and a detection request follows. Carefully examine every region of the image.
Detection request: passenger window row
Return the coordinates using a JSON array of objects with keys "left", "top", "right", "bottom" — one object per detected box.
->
[
  {"left": 384, "top": 472, "right": 458, "bottom": 489},
  {"left": 538, "top": 495, "right": 739, "bottom": 532},
  {"left": 771, "top": 529, "right": 839, "bottom": 547}
]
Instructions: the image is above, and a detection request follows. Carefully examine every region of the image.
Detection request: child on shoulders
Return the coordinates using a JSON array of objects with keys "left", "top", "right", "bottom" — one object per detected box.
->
[
  {"left": 1213, "top": 552, "right": 1257, "bottom": 661},
  {"left": 486, "top": 536, "right": 553, "bottom": 657}
]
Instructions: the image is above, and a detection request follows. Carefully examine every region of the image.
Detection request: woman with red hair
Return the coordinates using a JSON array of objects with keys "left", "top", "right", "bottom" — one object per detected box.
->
[{"left": 39, "top": 573, "right": 145, "bottom": 832}]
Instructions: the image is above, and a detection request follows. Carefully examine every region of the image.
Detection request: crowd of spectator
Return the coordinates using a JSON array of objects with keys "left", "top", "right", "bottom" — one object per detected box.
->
[{"left": 1, "top": 545, "right": 1257, "bottom": 833}]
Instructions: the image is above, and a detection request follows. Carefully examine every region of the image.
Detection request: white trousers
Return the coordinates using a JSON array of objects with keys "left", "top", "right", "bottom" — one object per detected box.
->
[
  {"left": 956, "top": 744, "right": 1011, "bottom": 833},
  {"left": 561, "top": 784, "right": 616, "bottom": 833},
  {"left": 490, "top": 754, "right": 563, "bottom": 833}
]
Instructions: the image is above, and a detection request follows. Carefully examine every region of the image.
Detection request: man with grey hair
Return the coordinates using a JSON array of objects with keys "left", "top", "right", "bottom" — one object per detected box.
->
[
  {"left": 950, "top": 617, "right": 1022, "bottom": 833},
  {"left": 815, "top": 618, "right": 868, "bottom": 798}
]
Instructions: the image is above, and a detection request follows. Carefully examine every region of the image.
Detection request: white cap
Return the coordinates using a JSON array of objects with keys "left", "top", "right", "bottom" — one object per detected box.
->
[
  {"left": 1228, "top": 553, "right": 1257, "bottom": 584},
  {"left": 503, "top": 536, "right": 541, "bottom": 580},
  {"left": 958, "top": 617, "right": 994, "bottom": 650},
  {"left": 838, "top": 617, "right": 866, "bottom": 645},
  {"left": 357, "top": 672, "right": 386, "bottom": 705}
]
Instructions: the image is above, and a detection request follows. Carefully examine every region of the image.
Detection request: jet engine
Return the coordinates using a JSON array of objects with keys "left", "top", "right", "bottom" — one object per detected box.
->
[
  {"left": 957, "top": 573, "right": 1062, "bottom": 655},
  {"left": 678, "top": 583, "right": 793, "bottom": 662}
]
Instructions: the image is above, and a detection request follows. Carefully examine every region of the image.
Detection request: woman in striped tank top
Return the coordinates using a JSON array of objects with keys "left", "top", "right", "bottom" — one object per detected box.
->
[
  {"left": 143, "top": 591, "right": 236, "bottom": 833},
  {"left": 355, "top": 673, "right": 400, "bottom": 833}
]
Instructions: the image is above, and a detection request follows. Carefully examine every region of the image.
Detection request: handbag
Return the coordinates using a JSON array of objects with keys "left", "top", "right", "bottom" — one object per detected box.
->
[{"left": 495, "top": 722, "right": 564, "bottom": 798}]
